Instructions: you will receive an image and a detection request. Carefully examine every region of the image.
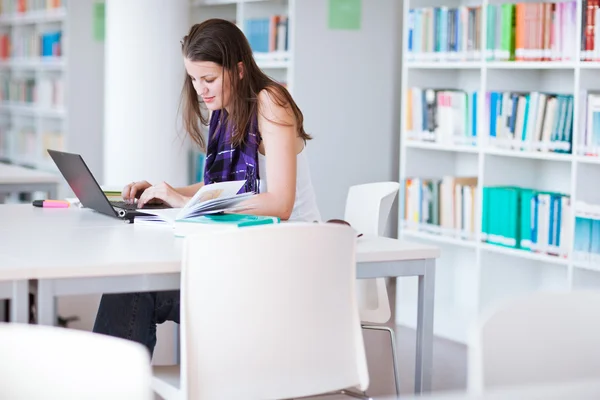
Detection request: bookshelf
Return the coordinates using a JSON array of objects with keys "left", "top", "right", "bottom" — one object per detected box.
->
[
  {"left": 398, "top": 0, "right": 600, "bottom": 344},
  {"left": 188, "top": 0, "right": 294, "bottom": 183},
  {"left": 0, "top": 0, "right": 104, "bottom": 201}
]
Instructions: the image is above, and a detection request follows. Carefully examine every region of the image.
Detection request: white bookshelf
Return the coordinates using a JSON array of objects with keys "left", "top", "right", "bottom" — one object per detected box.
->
[
  {"left": 398, "top": 0, "right": 600, "bottom": 344},
  {"left": 0, "top": 0, "right": 104, "bottom": 198},
  {"left": 190, "top": 0, "right": 294, "bottom": 93}
]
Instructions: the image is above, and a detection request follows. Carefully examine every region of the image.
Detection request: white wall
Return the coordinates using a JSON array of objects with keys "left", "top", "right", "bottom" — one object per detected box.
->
[{"left": 293, "top": 0, "right": 403, "bottom": 234}]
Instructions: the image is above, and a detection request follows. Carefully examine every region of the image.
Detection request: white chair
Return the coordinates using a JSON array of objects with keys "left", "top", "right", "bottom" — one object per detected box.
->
[
  {"left": 344, "top": 182, "right": 401, "bottom": 396},
  {"left": 0, "top": 322, "right": 153, "bottom": 399},
  {"left": 153, "top": 223, "right": 370, "bottom": 400},
  {"left": 467, "top": 290, "right": 600, "bottom": 394}
]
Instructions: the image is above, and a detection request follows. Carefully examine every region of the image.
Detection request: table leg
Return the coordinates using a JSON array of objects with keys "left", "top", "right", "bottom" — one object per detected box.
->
[
  {"left": 37, "top": 280, "right": 57, "bottom": 326},
  {"left": 10, "top": 280, "right": 28, "bottom": 323},
  {"left": 415, "top": 258, "right": 436, "bottom": 394}
]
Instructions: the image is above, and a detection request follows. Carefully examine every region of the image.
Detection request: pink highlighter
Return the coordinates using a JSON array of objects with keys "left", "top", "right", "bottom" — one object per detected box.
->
[{"left": 32, "top": 200, "right": 70, "bottom": 208}]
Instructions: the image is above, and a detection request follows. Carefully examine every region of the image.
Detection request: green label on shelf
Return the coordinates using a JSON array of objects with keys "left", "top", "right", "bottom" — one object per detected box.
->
[
  {"left": 328, "top": 0, "right": 361, "bottom": 30},
  {"left": 94, "top": 2, "right": 105, "bottom": 42}
]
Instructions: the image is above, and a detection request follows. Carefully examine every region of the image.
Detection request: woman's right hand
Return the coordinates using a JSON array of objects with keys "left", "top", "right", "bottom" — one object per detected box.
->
[{"left": 122, "top": 180, "right": 152, "bottom": 203}]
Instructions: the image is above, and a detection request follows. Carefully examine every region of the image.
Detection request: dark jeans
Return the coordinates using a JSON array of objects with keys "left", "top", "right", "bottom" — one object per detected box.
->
[{"left": 92, "top": 290, "right": 180, "bottom": 357}]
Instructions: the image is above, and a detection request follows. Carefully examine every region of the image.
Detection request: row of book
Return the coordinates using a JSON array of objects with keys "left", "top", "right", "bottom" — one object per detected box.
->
[
  {"left": 402, "top": 179, "right": 572, "bottom": 258},
  {"left": 487, "top": 91, "right": 574, "bottom": 153},
  {"left": 244, "top": 15, "right": 288, "bottom": 54},
  {"left": 487, "top": 2, "right": 577, "bottom": 62},
  {"left": 407, "top": 6, "right": 482, "bottom": 62},
  {"left": 403, "top": 176, "right": 478, "bottom": 240},
  {"left": 0, "top": 0, "right": 63, "bottom": 14},
  {"left": 482, "top": 186, "right": 570, "bottom": 257},
  {"left": 0, "top": 76, "right": 64, "bottom": 108},
  {"left": 8, "top": 30, "right": 62, "bottom": 58},
  {"left": 405, "top": 88, "right": 478, "bottom": 145},
  {"left": 407, "top": 1, "right": 600, "bottom": 63}
]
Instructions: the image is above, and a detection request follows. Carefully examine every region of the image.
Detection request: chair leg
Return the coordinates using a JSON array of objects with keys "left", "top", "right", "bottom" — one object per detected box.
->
[{"left": 362, "top": 324, "right": 401, "bottom": 398}]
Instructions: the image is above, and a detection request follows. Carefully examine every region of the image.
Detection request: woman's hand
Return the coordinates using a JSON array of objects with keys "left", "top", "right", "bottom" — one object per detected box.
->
[
  {"left": 122, "top": 180, "right": 152, "bottom": 203},
  {"left": 137, "top": 181, "right": 190, "bottom": 209}
]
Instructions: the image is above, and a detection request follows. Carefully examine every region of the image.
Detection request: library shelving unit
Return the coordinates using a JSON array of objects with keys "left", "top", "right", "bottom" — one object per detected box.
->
[
  {"left": 398, "top": 0, "right": 600, "bottom": 344},
  {"left": 188, "top": 0, "right": 294, "bottom": 183},
  {"left": 0, "top": 0, "right": 104, "bottom": 202}
]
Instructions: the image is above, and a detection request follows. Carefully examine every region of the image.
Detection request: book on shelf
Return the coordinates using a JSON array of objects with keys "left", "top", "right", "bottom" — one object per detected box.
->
[
  {"left": 486, "top": 91, "right": 573, "bottom": 153},
  {"left": 578, "top": 91, "right": 600, "bottom": 156},
  {"left": 482, "top": 186, "right": 570, "bottom": 257},
  {"left": 407, "top": 5, "right": 482, "bottom": 62},
  {"left": 244, "top": 15, "right": 288, "bottom": 54},
  {"left": 403, "top": 176, "right": 478, "bottom": 240},
  {"left": 582, "top": 0, "right": 600, "bottom": 61},
  {"left": 405, "top": 87, "right": 478, "bottom": 145},
  {"left": 573, "top": 201, "right": 600, "bottom": 263},
  {"left": 135, "top": 180, "right": 255, "bottom": 225}
]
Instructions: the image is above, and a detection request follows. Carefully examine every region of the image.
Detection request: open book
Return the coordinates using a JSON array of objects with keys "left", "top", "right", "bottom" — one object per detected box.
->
[{"left": 134, "top": 180, "right": 255, "bottom": 225}]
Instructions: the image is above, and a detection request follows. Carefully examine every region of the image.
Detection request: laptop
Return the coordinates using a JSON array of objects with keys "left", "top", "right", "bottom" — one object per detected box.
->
[{"left": 47, "top": 149, "right": 169, "bottom": 221}]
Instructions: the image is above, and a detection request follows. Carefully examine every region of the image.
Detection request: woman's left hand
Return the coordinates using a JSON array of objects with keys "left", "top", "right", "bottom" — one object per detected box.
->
[{"left": 137, "top": 181, "right": 190, "bottom": 209}]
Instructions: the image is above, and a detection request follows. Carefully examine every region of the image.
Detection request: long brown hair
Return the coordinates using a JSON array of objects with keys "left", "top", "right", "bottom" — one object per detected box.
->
[{"left": 180, "top": 19, "right": 311, "bottom": 151}]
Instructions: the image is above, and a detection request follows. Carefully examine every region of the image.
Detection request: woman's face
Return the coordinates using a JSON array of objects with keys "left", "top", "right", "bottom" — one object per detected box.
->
[{"left": 184, "top": 58, "right": 232, "bottom": 111}]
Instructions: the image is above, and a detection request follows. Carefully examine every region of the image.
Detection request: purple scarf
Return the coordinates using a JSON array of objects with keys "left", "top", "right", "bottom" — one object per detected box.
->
[{"left": 203, "top": 109, "right": 261, "bottom": 194}]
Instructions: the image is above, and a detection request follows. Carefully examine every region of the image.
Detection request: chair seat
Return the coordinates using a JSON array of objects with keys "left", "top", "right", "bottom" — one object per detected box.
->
[{"left": 152, "top": 365, "right": 181, "bottom": 400}]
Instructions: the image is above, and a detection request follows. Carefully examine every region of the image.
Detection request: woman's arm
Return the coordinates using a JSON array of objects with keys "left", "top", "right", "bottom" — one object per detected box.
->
[
  {"left": 237, "top": 88, "right": 298, "bottom": 220},
  {"left": 175, "top": 182, "right": 204, "bottom": 197}
]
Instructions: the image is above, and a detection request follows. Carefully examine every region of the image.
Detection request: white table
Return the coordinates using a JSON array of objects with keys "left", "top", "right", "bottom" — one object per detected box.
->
[
  {"left": 0, "top": 163, "right": 61, "bottom": 322},
  {"left": 0, "top": 204, "right": 440, "bottom": 393},
  {"left": 0, "top": 163, "right": 60, "bottom": 199}
]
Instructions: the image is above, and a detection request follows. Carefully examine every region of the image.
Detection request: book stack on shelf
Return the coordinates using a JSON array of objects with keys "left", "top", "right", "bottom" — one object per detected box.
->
[
  {"left": 482, "top": 186, "right": 571, "bottom": 258},
  {"left": 405, "top": 88, "right": 478, "bottom": 146},
  {"left": 486, "top": 91, "right": 574, "bottom": 154},
  {"left": 398, "top": 0, "right": 600, "bottom": 345},
  {"left": 403, "top": 176, "right": 478, "bottom": 242}
]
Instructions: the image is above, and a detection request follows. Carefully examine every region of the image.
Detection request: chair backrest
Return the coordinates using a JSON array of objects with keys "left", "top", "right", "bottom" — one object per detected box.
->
[
  {"left": 0, "top": 323, "right": 153, "bottom": 399},
  {"left": 345, "top": 181, "right": 400, "bottom": 323},
  {"left": 180, "top": 223, "right": 369, "bottom": 400},
  {"left": 467, "top": 290, "right": 600, "bottom": 393},
  {"left": 344, "top": 181, "right": 400, "bottom": 236}
]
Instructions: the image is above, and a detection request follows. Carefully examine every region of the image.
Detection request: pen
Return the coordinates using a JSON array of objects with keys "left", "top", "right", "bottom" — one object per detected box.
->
[{"left": 32, "top": 200, "right": 70, "bottom": 208}]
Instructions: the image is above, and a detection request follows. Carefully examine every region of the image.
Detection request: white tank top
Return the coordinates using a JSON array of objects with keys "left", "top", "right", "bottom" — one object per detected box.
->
[{"left": 258, "top": 148, "right": 322, "bottom": 222}]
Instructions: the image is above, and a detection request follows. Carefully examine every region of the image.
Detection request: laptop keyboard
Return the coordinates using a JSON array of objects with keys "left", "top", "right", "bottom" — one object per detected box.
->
[{"left": 110, "top": 201, "right": 168, "bottom": 210}]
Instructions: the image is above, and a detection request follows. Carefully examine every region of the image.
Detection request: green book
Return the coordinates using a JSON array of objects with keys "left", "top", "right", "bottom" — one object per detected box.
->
[{"left": 174, "top": 214, "right": 280, "bottom": 238}]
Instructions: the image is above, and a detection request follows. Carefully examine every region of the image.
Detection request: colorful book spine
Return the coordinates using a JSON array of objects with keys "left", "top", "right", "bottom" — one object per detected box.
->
[
  {"left": 405, "top": 88, "right": 479, "bottom": 145},
  {"left": 486, "top": 91, "right": 573, "bottom": 153}
]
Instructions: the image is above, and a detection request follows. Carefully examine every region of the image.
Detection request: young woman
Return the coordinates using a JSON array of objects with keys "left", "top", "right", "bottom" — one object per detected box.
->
[{"left": 92, "top": 19, "right": 321, "bottom": 356}]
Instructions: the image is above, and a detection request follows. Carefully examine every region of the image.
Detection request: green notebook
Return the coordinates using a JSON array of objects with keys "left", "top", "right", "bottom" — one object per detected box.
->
[{"left": 174, "top": 214, "right": 280, "bottom": 237}]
